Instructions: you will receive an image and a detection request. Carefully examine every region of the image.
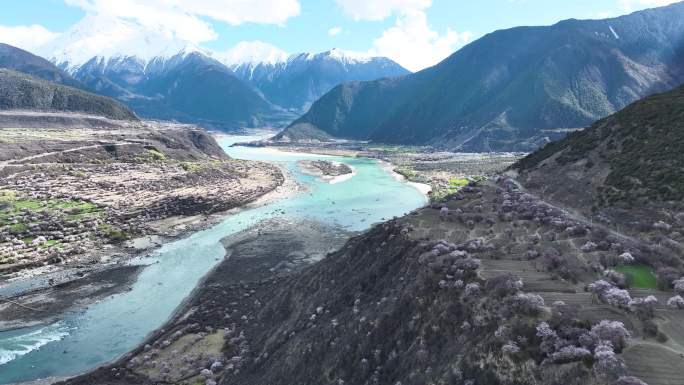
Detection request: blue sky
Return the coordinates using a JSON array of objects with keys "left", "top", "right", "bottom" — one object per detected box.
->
[{"left": 0, "top": 0, "right": 679, "bottom": 70}]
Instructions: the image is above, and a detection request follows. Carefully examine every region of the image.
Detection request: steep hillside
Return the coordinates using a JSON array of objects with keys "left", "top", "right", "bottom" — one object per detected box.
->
[
  {"left": 229, "top": 49, "right": 409, "bottom": 112},
  {"left": 514, "top": 83, "right": 684, "bottom": 231},
  {"left": 282, "top": 2, "right": 684, "bottom": 151},
  {"left": 0, "top": 69, "right": 137, "bottom": 120},
  {"left": 0, "top": 43, "right": 84, "bottom": 89},
  {"left": 61, "top": 178, "right": 684, "bottom": 385}
]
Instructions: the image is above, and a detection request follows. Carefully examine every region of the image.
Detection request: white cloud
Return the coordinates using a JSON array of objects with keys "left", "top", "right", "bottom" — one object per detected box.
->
[
  {"left": 619, "top": 0, "right": 680, "bottom": 11},
  {"left": 336, "top": 0, "right": 470, "bottom": 71},
  {"left": 0, "top": 24, "right": 59, "bottom": 52},
  {"left": 328, "top": 26, "right": 343, "bottom": 36},
  {"left": 369, "top": 10, "right": 473, "bottom": 71},
  {"left": 65, "top": 0, "right": 302, "bottom": 43},
  {"left": 215, "top": 40, "right": 289, "bottom": 66},
  {"left": 335, "top": 0, "right": 431, "bottom": 21},
  {"left": 39, "top": 13, "right": 213, "bottom": 66}
]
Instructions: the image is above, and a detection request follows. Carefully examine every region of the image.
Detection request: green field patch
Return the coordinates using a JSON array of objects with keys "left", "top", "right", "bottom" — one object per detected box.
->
[
  {"left": 615, "top": 265, "right": 657, "bottom": 289},
  {"left": 9, "top": 223, "right": 28, "bottom": 233},
  {"left": 39, "top": 240, "right": 61, "bottom": 249},
  {"left": 51, "top": 200, "right": 95, "bottom": 210},
  {"left": 13, "top": 200, "right": 43, "bottom": 210},
  {"left": 0, "top": 210, "right": 11, "bottom": 225},
  {"left": 367, "top": 144, "right": 421, "bottom": 153},
  {"left": 136, "top": 149, "right": 167, "bottom": 163},
  {"left": 449, "top": 177, "right": 470, "bottom": 188},
  {"left": 0, "top": 190, "right": 102, "bottom": 229},
  {"left": 67, "top": 211, "right": 101, "bottom": 222},
  {"left": 99, "top": 224, "right": 129, "bottom": 241},
  {"left": 395, "top": 166, "right": 417, "bottom": 179},
  {"left": 21, "top": 236, "right": 36, "bottom": 244},
  {"left": 180, "top": 162, "right": 202, "bottom": 172},
  {"left": 148, "top": 149, "right": 166, "bottom": 161}
]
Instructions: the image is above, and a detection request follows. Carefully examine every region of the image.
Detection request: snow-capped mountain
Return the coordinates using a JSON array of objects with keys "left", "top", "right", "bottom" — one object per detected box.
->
[
  {"left": 214, "top": 41, "right": 289, "bottom": 68},
  {"left": 68, "top": 49, "right": 293, "bottom": 129},
  {"left": 31, "top": 14, "right": 293, "bottom": 129},
  {"left": 225, "top": 48, "right": 410, "bottom": 112},
  {"left": 30, "top": 14, "right": 408, "bottom": 127}
]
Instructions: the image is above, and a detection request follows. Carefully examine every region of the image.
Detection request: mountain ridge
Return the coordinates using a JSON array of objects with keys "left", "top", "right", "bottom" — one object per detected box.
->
[
  {"left": 280, "top": 2, "right": 684, "bottom": 151},
  {"left": 513, "top": 82, "right": 684, "bottom": 222},
  {"left": 34, "top": 16, "right": 408, "bottom": 130},
  {"left": 219, "top": 48, "right": 410, "bottom": 112},
  {"left": 0, "top": 43, "right": 85, "bottom": 89},
  {"left": 53, "top": 50, "right": 289, "bottom": 130},
  {"left": 0, "top": 68, "right": 138, "bottom": 120}
]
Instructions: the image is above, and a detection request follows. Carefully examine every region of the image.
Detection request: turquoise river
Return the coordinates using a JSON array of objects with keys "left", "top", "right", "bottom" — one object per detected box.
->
[{"left": 0, "top": 135, "right": 427, "bottom": 384}]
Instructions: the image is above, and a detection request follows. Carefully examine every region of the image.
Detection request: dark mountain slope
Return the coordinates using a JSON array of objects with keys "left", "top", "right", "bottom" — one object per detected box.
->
[
  {"left": 0, "top": 69, "right": 138, "bottom": 120},
  {"left": 514, "top": 83, "right": 684, "bottom": 231},
  {"left": 131, "top": 53, "right": 286, "bottom": 128},
  {"left": 0, "top": 43, "right": 84, "bottom": 89},
  {"left": 61, "top": 180, "right": 675, "bottom": 385},
  {"left": 282, "top": 2, "right": 684, "bottom": 151}
]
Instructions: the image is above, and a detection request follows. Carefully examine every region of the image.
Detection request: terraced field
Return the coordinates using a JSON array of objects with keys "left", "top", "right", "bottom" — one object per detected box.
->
[
  {"left": 400, "top": 179, "right": 684, "bottom": 384},
  {"left": 480, "top": 259, "right": 577, "bottom": 292},
  {"left": 658, "top": 311, "right": 684, "bottom": 351},
  {"left": 623, "top": 344, "right": 684, "bottom": 385}
]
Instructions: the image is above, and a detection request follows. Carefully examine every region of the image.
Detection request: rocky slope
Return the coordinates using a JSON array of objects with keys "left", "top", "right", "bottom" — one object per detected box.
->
[
  {"left": 0, "top": 69, "right": 137, "bottom": 120},
  {"left": 228, "top": 49, "right": 409, "bottom": 112},
  {"left": 61, "top": 177, "right": 684, "bottom": 385},
  {"left": 281, "top": 2, "right": 684, "bottom": 151},
  {"left": 513, "top": 83, "right": 684, "bottom": 236}
]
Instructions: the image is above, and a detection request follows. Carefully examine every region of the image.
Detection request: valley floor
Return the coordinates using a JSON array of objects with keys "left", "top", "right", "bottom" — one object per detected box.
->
[
  {"left": 239, "top": 139, "right": 523, "bottom": 200},
  {"left": 0, "top": 113, "right": 286, "bottom": 333},
  {"left": 7, "top": 131, "right": 684, "bottom": 385},
  {"left": 60, "top": 176, "right": 684, "bottom": 385}
]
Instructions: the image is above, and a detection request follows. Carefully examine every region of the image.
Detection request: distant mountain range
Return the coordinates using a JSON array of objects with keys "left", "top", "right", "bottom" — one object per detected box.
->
[
  {"left": 281, "top": 2, "right": 684, "bottom": 152},
  {"left": 67, "top": 49, "right": 292, "bottom": 130},
  {"left": 38, "top": 14, "right": 291, "bottom": 130},
  {"left": 15, "top": 14, "right": 407, "bottom": 130},
  {"left": 228, "top": 48, "right": 409, "bottom": 112}
]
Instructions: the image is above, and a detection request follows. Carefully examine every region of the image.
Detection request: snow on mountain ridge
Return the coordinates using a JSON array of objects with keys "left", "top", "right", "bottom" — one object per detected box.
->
[
  {"left": 214, "top": 41, "right": 289, "bottom": 67},
  {"left": 35, "top": 13, "right": 403, "bottom": 80},
  {"left": 226, "top": 48, "right": 386, "bottom": 72}
]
